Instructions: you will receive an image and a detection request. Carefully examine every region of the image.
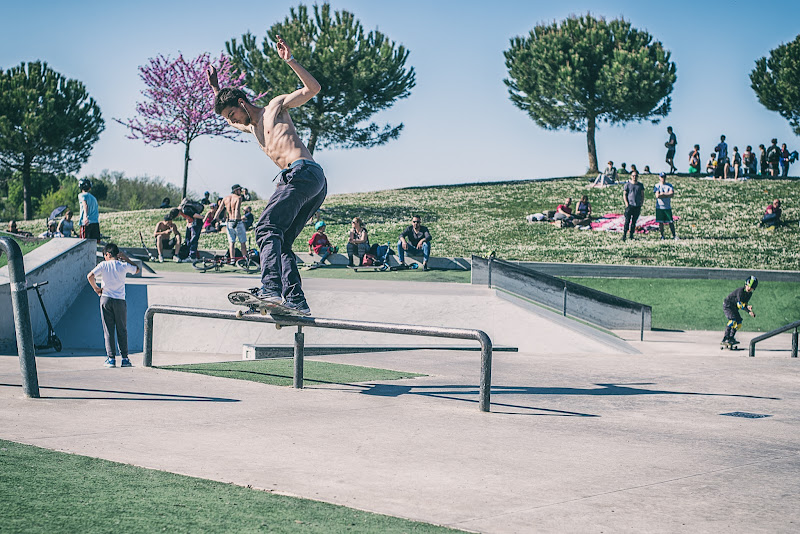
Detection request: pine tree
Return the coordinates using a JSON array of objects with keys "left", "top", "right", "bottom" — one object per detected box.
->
[
  {"left": 751, "top": 34, "right": 800, "bottom": 136},
  {"left": 226, "top": 3, "right": 415, "bottom": 154},
  {"left": 504, "top": 15, "right": 676, "bottom": 174},
  {"left": 0, "top": 61, "right": 104, "bottom": 219}
]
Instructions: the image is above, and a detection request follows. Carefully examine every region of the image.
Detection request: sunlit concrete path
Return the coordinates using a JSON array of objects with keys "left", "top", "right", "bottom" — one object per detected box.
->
[{"left": 1, "top": 273, "right": 798, "bottom": 533}]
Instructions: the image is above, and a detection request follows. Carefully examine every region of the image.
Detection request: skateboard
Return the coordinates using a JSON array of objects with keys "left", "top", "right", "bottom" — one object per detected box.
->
[
  {"left": 228, "top": 290, "right": 308, "bottom": 321},
  {"left": 301, "top": 261, "right": 324, "bottom": 271},
  {"left": 351, "top": 263, "right": 417, "bottom": 272},
  {"left": 720, "top": 341, "right": 741, "bottom": 351}
]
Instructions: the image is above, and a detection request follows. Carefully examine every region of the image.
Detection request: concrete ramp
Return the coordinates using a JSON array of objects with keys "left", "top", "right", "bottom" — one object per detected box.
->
[{"left": 55, "top": 271, "right": 636, "bottom": 356}]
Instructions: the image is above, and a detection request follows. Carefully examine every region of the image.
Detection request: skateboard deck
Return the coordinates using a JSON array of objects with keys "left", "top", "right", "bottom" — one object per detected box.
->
[
  {"left": 351, "top": 263, "right": 417, "bottom": 272},
  {"left": 301, "top": 262, "right": 324, "bottom": 271},
  {"left": 228, "top": 290, "right": 308, "bottom": 318},
  {"left": 720, "top": 341, "right": 741, "bottom": 350}
]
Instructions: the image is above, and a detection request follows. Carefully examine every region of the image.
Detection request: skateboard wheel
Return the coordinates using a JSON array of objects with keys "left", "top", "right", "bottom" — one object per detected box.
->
[
  {"left": 275, "top": 323, "right": 282, "bottom": 330},
  {"left": 236, "top": 310, "right": 243, "bottom": 318},
  {"left": 261, "top": 309, "right": 267, "bottom": 316}
]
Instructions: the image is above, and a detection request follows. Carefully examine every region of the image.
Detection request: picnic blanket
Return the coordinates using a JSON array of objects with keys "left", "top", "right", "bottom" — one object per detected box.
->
[{"left": 590, "top": 213, "right": 679, "bottom": 234}]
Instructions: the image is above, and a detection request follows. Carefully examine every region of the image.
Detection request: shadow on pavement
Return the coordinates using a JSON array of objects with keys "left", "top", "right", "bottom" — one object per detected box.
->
[{"left": 0, "top": 383, "right": 239, "bottom": 402}]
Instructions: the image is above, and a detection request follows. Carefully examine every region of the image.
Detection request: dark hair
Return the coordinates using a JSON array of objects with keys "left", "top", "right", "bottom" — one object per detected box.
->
[
  {"left": 103, "top": 243, "right": 120, "bottom": 258},
  {"left": 214, "top": 88, "right": 251, "bottom": 115},
  {"left": 694, "top": 144, "right": 700, "bottom": 150},
  {"left": 166, "top": 208, "right": 180, "bottom": 221}
]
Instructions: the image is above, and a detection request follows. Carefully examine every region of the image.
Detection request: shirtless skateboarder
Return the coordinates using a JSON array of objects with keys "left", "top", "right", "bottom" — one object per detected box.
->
[{"left": 207, "top": 36, "right": 325, "bottom": 316}]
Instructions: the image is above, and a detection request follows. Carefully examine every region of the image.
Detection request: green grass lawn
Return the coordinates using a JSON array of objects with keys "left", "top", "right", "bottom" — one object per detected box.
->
[
  {"left": 14, "top": 174, "right": 799, "bottom": 270},
  {"left": 158, "top": 359, "right": 425, "bottom": 386},
  {"left": 564, "top": 277, "right": 800, "bottom": 331},
  {"left": 0, "top": 235, "right": 48, "bottom": 269},
  {"left": 0, "top": 439, "right": 460, "bottom": 533}
]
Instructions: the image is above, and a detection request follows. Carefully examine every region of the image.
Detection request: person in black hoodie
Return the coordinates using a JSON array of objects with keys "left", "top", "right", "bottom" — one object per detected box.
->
[{"left": 722, "top": 276, "right": 758, "bottom": 346}]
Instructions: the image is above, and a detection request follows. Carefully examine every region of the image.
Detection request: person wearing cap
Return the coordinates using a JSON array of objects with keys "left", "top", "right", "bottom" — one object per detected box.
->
[
  {"left": 398, "top": 215, "right": 432, "bottom": 270},
  {"left": 207, "top": 35, "right": 326, "bottom": 315},
  {"left": 721, "top": 276, "right": 758, "bottom": 346},
  {"left": 308, "top": 221, "right": 337, "bottom": 265},
  {"left": 220, "top": 184, "right": 247, "bottom": 262},
  {"left": 38, "top": 220, "right": 63, "bottom": 239},
  {"left": 653, "top": 173, "right": 677, "bottom": 240},
  {"left": 78, "top": 178, "right": 101, "bottom": 240},
  {"left": 200, "top": 191, "right": 211, "bottom": 205}
]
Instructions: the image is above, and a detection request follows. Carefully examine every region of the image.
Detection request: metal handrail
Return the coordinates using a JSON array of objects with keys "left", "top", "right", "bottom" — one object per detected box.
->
[
  {"left": 0, "top": 237, "right": 39, "bottom": 397},
  {"left": 749, "top": 320, "right": 800, "bottom": 358},
  {"left": 143, "top": 305, "right": 493, "bottom": 412}
]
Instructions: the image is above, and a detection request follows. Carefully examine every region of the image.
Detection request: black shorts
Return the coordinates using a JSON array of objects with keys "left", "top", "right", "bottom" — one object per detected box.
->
[
  {"left": 157, "top": 236, "right": 177, "bottom": 249},
  {"left": 80, "top": 223, "right": 101, "bottom": 240}
]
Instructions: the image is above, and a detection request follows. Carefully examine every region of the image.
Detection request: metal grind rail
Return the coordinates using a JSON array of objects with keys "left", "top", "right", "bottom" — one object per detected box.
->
[
  {"left": 0, "top": 236, "right": 39, "bottom": 398},
  {"left": 143, "top": 305, "right": 494, "bottom": 412},
  {"left": 749, "top": 320, "right": 800, "bottom": 358}
]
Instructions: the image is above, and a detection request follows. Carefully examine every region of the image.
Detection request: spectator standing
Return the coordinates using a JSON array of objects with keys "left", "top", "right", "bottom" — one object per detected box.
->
[
  {"left": 221, "top": 184, "right": 247, "bottom": 262},
  {"left": 57, "top": 210, "right": 75, "bottom": 238},
  {"left": 743, "top": 146, "right": 756, "bottom": 177},
  {"left": 622, "top": 171, "right": 645, "bottom": 241},
  {"left": 766, "top": 139, "right": 781, "bottom": 176},
  {"left": 715, "top": 135, "right": 728, "bottom": 163},
  {"left": 653, "top": 173, "right": 677, "bottom": 240},
  {"left": 758, "top": 144, "right": 768, "bottom": 176},
  {"left": 153, "top": 208, "right": 182, "bottom": 262},
  {"left": 178, "top": 199, "right": 204, "bottom": 261},
  {"left": 688, "top": 145, "right": 701, "bottom": 174},
  {"left": 347, "top": 217, "right": 369, "bottom": 266},
  {"left": 308, "top": 221, "right": 337, "bottom": 265},
  {"left": 78, "top": 178, "right": 101, "bottom": 240},
  {"left": 87, "top": 243, "right": 140, "bottom": 368},
  {"left": 243, "top": 206, "right": 254, "bottom": 231},
  {"left": 780, "top": 143, "right": 791, "bottom": 177},
  {"left": 398, "top": 216, "right": 432, "bottom": 270},
  {"left": 159, "top": 197, "right": 171, "bottom": 208},
  {"left": 731, "top": 147, "right": 742, "bottom": 180},
  {"left": 200, "top": 191, "right": 211, "bottom": 205},
  {"left": 665, "top": 126, "right": 677, "bottom": 174},
  {"left": 760, "top": 199, "right": 782, "bottom": 229}
]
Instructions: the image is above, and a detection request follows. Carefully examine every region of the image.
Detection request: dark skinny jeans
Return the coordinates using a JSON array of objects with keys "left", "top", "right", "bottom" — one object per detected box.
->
[{"left": 623, "top": 206, "right": 641, "bottom": 238}]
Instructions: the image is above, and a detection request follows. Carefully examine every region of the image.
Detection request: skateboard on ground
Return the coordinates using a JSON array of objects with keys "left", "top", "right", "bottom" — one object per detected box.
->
[
  {"left": 301, "top": 261, "right": 324, "bottom": 271},
  {"left": 228, "top": 290, "right": 308, "bottom": 321},
  {"left": 351, "top": 263, "right": 418, "bottom": 272},
  {"left": 720, "top": 341, "right": 741, "bottom": 351}
]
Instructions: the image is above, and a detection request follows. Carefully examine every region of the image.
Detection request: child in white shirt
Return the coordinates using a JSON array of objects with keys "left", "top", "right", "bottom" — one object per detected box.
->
[{"left": 87, "top": 243, "right": 140, "bottom": 367}]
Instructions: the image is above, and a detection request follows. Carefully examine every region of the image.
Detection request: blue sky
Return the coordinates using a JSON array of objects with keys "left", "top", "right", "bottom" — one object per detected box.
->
[{"left": 3, "top": 0, "right": 799, "bottom": 198}]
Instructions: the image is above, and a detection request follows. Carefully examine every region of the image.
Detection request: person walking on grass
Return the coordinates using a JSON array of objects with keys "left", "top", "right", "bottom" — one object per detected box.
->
[
  {"left": 87, "top": 243, "right": 140, "bottom": 368},
  {"left": 721, "top": 276, "right": 758, "bottom": 346},
  {"left": 207, "top": 35, "right": 324, "bottom": 316},
  {"left": 653, "top": 173, "right": 677, "bottom": 240},
  {"left": 622, "top": 170, "right": 644, "bottom": 241},
  {"left": 665, "top": 126, "right": 677, "bottom": 174}
]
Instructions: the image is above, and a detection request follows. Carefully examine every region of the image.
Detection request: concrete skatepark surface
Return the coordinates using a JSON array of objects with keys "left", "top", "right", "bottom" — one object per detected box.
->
[{"left": 1, "top": 271, "right": 798, "bottom": 533}]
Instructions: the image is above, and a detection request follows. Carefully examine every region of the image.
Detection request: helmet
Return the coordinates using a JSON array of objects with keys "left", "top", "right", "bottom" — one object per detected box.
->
[
  {"left": 745, "top": 276, "right": 758, "bottom": 290},
  {"left": 314, "top": 221, "right": 326, "bottom": 230},
  {"left": 78, "top": 178, "right": 91, "bottom": 191}
]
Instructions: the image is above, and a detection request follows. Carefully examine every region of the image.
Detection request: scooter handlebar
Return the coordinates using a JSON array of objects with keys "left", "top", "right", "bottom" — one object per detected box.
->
[{"left": 26, "top": 281, "right": 49, "bottom": 290}]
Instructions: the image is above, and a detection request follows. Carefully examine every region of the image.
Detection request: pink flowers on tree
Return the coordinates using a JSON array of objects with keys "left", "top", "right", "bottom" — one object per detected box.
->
[{"left": 116, "top": 52, "right": 263, "bottom": 198}]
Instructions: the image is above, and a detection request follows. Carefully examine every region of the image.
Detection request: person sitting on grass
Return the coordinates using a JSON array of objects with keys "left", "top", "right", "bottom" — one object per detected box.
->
[
  {"left": 618, "top": 162, "right": 629, "bottom": 175},
  {"left": 706, "top": 153, "right": 717, "bottom": 175},
  {"left": 202, "top": 203, "right": 221, "bottom": 233},
  {"left": 308, "top": 221, "right": 337, "bottom": 265},
  {"left": 153, "top": 208, "right": 182, "bottom": 262},
  {"left": 398, "top": 215, "right": 432, "bottom": 270},
  {"left": 553, "top": 198, "right": 574, "bottom": 221},
  {"left": 591, "top": 161, "right": 617, "bottom": 186},
  {"left": 38, "top": 220, "right": 63, "bottom": 239},
  {"left": 347, "top": 217, "right": 369, "bottom": 266},
  {"left": 688, "top": 145, "right": 701, "bottom": 174},
  {"left": 760, "top": 199, "right": 782, "bottom": 229},
  {"left": 243, "top": 206, "right": 254, "bottom": 231},
  {"left": 575, "top": 195, "right": 592, "bottom": 219},
  {"left": 5, "top": 220, "right": 33, "bottom": 237},
  {"left": 57, "top": 210, "right": 75, "bottom": 238}
]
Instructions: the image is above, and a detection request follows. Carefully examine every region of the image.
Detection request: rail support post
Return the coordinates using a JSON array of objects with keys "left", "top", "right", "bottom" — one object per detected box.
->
[
  {"left": 563, "top": 285, "right": 567, "bottom": 317},
  {"left": 294, "top": 326, "right": 304, "bottom": 389},
  {"left": 0, "top": 237, "right": 39, "bottom": 398},
  {"left": 640, "top": 307, "right": 645, "bottom": 342},
  {"left": 792, "top": 329, "right": 798, "bottom": 359}
]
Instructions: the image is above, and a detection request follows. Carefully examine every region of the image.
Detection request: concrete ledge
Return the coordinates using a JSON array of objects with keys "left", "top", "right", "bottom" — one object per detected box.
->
[{"left": 0, "top": 238, "right": 95, "bottom": 352}]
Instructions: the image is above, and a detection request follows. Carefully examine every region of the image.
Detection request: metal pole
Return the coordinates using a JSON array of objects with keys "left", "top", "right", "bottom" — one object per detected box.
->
[
  {"left": 0, "top": 237, "right": 39, "bottom": 398},
  {"left": 563, "top": 285, "right": 567, "bottom": 317},
  {"left": 792, "top": 329, "right": 798, "bottom": 359},
  {"left": 640, "top": 307, "right": 645, "bottom": 342},
  {"left": 294, "top": 326, "right": 304, "bottom": 389},
  {"left": 487, "top": 256, "right": 493, "bottom": 288},
  {"left": 478, "top": 331, "right": 492, "bottom": 413},
  {"left": 143, "top": 309, "right": 155, "bottom": 367}
]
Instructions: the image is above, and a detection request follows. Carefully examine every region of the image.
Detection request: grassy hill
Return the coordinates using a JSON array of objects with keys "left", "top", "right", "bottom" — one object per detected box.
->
[{"left": 13, "top": 174, "right": 799, "bottom": 270}]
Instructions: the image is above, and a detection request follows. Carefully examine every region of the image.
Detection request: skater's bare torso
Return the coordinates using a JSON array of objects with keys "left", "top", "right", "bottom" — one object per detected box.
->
[{"left": 209, "top": 36, "right": 320, "bottom": 171}]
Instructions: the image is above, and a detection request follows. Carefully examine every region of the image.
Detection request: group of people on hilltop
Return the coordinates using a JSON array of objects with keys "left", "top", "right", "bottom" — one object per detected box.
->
[
  {"left": 308, "top": 215, "right": 433, "bottom": 271},
  {"left": 682, "top": 133, "right": 797, "bottom": 179}
]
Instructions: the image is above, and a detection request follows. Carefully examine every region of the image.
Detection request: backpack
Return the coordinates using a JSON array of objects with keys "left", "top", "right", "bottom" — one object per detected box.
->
[
  {"left": 179, "top": 198, "right": 204, "bottom": 217},
  {"left": 364, "top": 243, "right": 393, "bottom": 266}
]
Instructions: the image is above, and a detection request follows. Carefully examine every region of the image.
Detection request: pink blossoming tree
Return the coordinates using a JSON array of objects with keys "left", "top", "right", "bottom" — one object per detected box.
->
[{"left": 116, "top": 52, "right": 262, "bottom": 199}]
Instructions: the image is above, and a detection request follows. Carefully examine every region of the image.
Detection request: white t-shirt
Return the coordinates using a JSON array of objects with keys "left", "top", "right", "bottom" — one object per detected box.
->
[
  {"left": 91, "top": 260, "right": 137, "bottom": 300},
  {"left": 653, "top": 182, "right": 674, "bottom": 210}
]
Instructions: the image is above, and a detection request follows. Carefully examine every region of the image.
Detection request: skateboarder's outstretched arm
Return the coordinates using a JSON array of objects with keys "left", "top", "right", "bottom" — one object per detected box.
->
[{"left": 274, "top": 35, "right": 320, "bottom": 111}]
